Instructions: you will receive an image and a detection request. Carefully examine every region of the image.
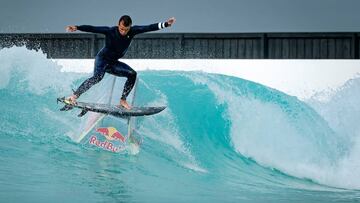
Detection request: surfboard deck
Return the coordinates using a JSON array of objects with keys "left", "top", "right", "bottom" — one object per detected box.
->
[{"left": 57, "top": 97, "right": 166, "bottom": 118}]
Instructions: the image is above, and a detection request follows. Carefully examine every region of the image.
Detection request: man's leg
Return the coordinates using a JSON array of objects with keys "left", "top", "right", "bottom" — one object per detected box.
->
[
  {"left": 66, "top": 58, "right": 107, "bottom": 104},
  {"left": 106, "top": 61, "right": 137, "bottom": 109},
  {"left": 72, "top": 74, "right": 105, "bottom": 97}
]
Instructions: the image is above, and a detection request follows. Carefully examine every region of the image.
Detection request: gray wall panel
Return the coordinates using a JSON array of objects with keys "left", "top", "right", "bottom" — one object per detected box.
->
[{"left": 1, "top": 33, "right": 359, "bottom": 59}]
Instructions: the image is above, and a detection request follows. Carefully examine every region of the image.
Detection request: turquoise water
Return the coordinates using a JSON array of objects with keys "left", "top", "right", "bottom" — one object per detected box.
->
[{"left": 1, "top": 47, "right": 360, "bottom": 202}]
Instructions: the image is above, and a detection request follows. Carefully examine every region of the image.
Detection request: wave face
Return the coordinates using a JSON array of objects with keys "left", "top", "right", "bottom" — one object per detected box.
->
[{"left": 0, "top": 47, "right": 359, "bottom": 202}]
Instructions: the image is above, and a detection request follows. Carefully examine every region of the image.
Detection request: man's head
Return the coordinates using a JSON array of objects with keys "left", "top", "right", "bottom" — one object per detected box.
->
[{"left": 118, "top": 15, "right": 132, "bottom": 36}]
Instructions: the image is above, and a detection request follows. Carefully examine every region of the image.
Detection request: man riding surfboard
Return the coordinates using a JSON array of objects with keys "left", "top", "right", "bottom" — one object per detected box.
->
[{"left": 65, "top": 15, "right": 176, "bottom": 109}]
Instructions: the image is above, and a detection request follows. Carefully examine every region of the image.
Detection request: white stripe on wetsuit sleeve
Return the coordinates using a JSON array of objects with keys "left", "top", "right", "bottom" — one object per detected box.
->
[{"left": 158, "top": 22, "right": 165, "bottom": 29}]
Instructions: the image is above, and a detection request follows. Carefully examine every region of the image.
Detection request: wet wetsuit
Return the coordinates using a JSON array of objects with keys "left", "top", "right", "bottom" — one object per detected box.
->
[{"left": 73, "top": 22, "right": 169, "bottom": 100}]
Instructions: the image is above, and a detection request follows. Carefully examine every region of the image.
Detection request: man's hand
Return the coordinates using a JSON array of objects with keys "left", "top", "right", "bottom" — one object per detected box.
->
[
  {"left": 66, "top": 25, "right": 77, "bottom": 32},
  {"left": 166, "top": 17, "right": 176, "bottom": 27}
]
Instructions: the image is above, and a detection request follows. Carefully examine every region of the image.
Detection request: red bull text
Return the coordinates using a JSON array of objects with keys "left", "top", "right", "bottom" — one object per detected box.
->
[{"left": 88, "top": 127, "right": 128, "bottom": 153}]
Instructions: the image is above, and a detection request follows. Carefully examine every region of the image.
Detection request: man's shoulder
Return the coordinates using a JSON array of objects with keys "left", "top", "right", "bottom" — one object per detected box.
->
[{"left": 104, "top": 26, "right": 118, "bottom": 35}]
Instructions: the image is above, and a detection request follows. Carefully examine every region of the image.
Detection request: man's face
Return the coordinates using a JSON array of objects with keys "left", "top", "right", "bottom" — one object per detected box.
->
[{"left": 118, "top": 21, "right": 131, "bottom": 36}]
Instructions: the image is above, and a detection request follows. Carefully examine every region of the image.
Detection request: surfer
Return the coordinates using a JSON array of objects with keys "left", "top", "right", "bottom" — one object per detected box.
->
[{"left": 65, "top": 15, "right": 176, "bottom": 109}]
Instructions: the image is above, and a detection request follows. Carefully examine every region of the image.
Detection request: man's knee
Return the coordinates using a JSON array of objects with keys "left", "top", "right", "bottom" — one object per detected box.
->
[{"left": 130, "top": 70, "right": 137, "bottom": 79}]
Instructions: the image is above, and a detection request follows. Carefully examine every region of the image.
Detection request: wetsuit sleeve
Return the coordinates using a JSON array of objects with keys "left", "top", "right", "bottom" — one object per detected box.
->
[
  {"left": 131, "top": 22, "right": 169, "bottom": 35},
  {"left": 76, "top": 25, "right": 111, "bottom": 35}
]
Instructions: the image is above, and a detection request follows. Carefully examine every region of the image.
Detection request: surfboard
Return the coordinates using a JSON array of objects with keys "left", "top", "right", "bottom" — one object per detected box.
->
[{"left": 57, "top": 97, "right": 166, "bottom": 118}]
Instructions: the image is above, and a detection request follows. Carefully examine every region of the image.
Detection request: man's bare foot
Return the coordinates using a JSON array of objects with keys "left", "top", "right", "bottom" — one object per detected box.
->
[
  {"left": 65, "top": 95, "right": 78, "bottom": 105},
  {"left": 120, "top": 99, "right": 131, "bottom": 110}
]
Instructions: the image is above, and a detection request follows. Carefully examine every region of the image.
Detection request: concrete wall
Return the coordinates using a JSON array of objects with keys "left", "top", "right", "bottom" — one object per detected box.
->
[{"left": 1, "top": 33, "right": 359, "bottom": 59}]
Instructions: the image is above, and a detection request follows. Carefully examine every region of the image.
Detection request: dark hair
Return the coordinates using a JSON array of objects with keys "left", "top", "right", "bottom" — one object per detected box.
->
[{"left": 118, "top": 15, "right": 132, "bottom": 27}]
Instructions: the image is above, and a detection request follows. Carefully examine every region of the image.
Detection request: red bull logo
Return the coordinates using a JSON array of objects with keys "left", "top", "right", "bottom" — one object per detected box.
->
[
  {"left": 88, "top": 127, "right": 127, "bottom": 153},
  {"left": 95, "top": 127, "right": 126, "bottom": 143}
]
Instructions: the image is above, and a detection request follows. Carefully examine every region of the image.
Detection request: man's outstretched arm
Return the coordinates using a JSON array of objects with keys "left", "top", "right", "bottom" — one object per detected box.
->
[
  {"left": 131, "top": 17, "right": 176, "bottom": 35},
  {"left": 66, "top": 25, "right": 110, "bottom": 34}
]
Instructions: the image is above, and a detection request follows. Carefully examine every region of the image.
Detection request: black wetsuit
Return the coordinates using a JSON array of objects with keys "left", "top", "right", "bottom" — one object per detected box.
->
[{"left": 73, "top": 22, "right": 168, "bottom": 100}]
